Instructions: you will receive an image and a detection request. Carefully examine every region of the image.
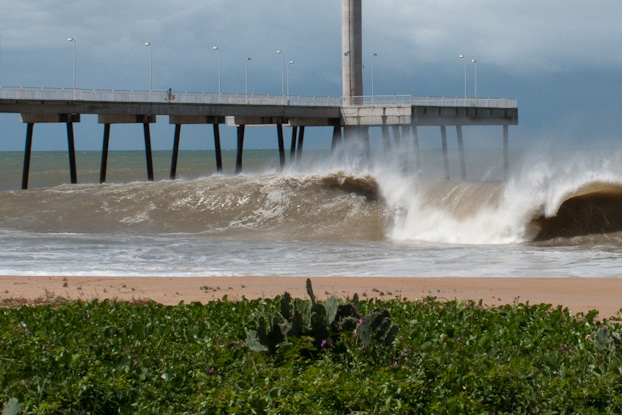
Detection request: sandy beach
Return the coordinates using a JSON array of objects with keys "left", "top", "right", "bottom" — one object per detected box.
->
[{"left": 1, "top": 275, "right": 621, "bottom": 319}]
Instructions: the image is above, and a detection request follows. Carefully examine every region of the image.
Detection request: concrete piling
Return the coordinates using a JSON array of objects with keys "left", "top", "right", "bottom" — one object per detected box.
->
[
  {"left": 143, "top": 123, "right": 154, "bottom": 182},
  {"left": 277, "top": 124, "right": 286, "bottom": 168},
  {"left": 170, "top": 124, "right": 182, "bottom": 180},
  {"left": 21, "top": 123, "right": 34, "bottom": 190},
  {"left": 296, "top": 126, "right": 305, "bottom": 162},
  {"left": 441, "top": 126, "right": 450, "bottom": 180},
  {"left": 456, "top": 125, "right": 466, "bottom": 181},
  {"left": 235, "top": 125, "right": 246, "bottom": 174}
]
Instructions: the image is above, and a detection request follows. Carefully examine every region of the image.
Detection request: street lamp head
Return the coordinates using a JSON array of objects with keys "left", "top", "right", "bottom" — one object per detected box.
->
[
  {"left": 68, "top": 37, "right": 74, "bottom": 42},
  {"left": 276, "top": 50, "right": 283, "bottom": 55},
  {"left": 472, "top": 59, "right": 477, "bottom": 63},
  {"left": 459, "top": 54, "right": 465, "bottom": 59},
  {"left": 288, "top": 60, "right": 294, "bottom": 65},
  {"left": 373, "top": 52, "right": 378, "bottom": 57},
  {"left": 144, "top": 42, "right": 151, "bottom": 47},
  {"left": 246, "top": 57, "right": 252, "bottom": 61},
  {"left": 212, "top": 45, "right": 219, "bottom": 51}
]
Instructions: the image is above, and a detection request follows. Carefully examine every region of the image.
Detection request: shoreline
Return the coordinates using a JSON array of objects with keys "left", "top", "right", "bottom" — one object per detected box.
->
[{"left": 1, "top": 275, "right": 621, "bottom": 318}]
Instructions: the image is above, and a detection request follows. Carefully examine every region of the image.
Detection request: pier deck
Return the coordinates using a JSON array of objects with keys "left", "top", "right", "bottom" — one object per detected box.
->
[{"left": 0, "top": 87, "right": 517, "bottom": 188}]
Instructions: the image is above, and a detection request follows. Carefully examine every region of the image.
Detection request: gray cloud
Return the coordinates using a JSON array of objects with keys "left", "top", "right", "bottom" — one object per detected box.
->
[{"left": 1, "top": 0, "right": 622, "bottom": 150}]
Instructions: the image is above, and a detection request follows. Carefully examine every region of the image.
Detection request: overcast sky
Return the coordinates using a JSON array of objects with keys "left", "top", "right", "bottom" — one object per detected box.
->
[{"left": 1, "top": 0, "right": 622, "bottom": 152}]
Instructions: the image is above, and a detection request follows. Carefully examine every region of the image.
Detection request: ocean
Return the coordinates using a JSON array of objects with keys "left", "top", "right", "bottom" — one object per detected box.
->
[{"left": 1, "top": 143, "right": 622, "bottom": 278}]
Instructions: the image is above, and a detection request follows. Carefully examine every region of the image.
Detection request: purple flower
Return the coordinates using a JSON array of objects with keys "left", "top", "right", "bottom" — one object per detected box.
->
[
  {"left": 208, "top": 368, "right": 214, "bottom": 375},
  {"left": 24, "top": 328, "right": 31, "bottom": 335},
  {"left": 393, "top": 361, "right": 398, "bottom": 367},
  {"left": 321, "top": 339, "right": 328, "bottom": 348},
  {"left": 133, "top": 359, "right": 138, "bottom": 366},
  {"left": 358, "top": 318, "right": 364, "bottom": 324}
]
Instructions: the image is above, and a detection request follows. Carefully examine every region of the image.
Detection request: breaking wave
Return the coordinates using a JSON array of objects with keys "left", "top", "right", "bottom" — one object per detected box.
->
[{"left": 3, "top": 150, "right": 622, "bottom": 246}]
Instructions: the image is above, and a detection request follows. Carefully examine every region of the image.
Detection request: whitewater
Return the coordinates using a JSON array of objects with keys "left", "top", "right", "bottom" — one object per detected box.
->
[{"left": 1, "top": 147, "right": 622, "bottom": 277}]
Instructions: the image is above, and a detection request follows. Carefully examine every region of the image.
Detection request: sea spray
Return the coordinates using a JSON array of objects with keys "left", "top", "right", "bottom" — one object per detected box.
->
[{"left": 374, "top": 148, "right": 622, "bottom": 244}]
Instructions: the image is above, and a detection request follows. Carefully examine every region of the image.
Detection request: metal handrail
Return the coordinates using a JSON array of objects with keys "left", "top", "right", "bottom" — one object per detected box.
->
[{"left": 0, "top": 86, "right": 518, "bottom": 108}]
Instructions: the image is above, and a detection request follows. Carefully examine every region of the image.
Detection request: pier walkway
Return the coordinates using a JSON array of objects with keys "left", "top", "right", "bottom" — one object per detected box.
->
[{"left": 0, "top": 87, "right": 518, "bottom": 188}]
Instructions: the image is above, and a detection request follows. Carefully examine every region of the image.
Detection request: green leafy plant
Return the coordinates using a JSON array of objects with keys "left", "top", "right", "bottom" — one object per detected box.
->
[
  {"left": 2, "top": 292, "right": 622, "bottom": 413},
  {"left": 246, "top": 278, "right": 398, "bottom": 357}
]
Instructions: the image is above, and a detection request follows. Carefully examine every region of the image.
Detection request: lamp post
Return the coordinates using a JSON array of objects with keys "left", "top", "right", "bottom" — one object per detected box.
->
[
  {"left": 67, "top": 37, "right": 76, "bottom": 89},
  {"left": 458, "top": 54, "right": 466, "bottom": 99},
  {"left": 276, "top": 50, "right": 284, "bottom": 97},
  {"left": 212, "top": 46, "right": 221, "bottom": 95},
  {"left": 472, "top": 59, "right": 477, "bottom": 99},
  {"left": 245, "top": 57, "right": 252, "bottom": 99},
  {"left": 371, "top": 52, "right": 378, "bottom": 100},
  {"left": 287, "top": 60, "right": 294, "bottom": 97},
  {"left": 144, "top": 42, "right": 152, "bottom": 95}
]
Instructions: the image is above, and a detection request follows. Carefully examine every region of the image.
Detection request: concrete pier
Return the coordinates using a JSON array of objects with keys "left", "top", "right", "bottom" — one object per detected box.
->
[{"left": 0, "top": 89, "right": 517, "bottom": 188}]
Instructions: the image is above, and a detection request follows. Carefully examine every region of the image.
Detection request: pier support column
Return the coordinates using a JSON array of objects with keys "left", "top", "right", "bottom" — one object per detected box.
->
[
  {"left": 362, "top": 126, "right": 371, "bottom": 162},
  {"left": 392, "top": 125, "right": 402, "bottom": 147},
  {"left": 503, "top": 125, "right": 509, "bottom": 180},
  {"left": 296, "top": 126, "right": 305, "bottom": 163},
  {"left": 20, "top": 113, "right": 81, "bottom": 189},
  {"left": 331, "top": 126, "right": 343, "bottom": 153},
  {"left": 170, "top": 124, "right": 182, "bottom": 180},
  {"left": 98, "top": 114, "right": 156, "bottom": 183},
  {"left": 411, "top": 125, "right": 421, "bottom": 176},
  {"left": 290, "top": 126, "right": 298, "bottom": 163},
  {"left": 381, "top": 125, "right": 392, "bottom": 153},
  {"left": 143, "top": 123, "right": 154, "bottom": 181},
  {"left": 456, "top": 125, "right": 466, "bottom": 181},
  {"left": 100, "top": 124, "right": 111, "bottom": 183},
  {"left": 167, "top": 115, "right": 225, "bottom": 176},
  {"left": 66, "top": 121, "right": 78, "bottom": 184},
  {"left": 398, "top": 126, "right": 408, "bottom": 174},
  {"left": 276, "top": 124, "right": 285, "bottom": 168},
  {"left": 235, "top": 125, "right": 245, "bottom": 174},
  {"left": 441, "top": 126, "right": 450, "bottom": 180},
  {"left": 21, "top": 123, "right": 34, "bottom": 190},
  {"left": 213, "top": 123, "right": 223, "bottom": 173}
]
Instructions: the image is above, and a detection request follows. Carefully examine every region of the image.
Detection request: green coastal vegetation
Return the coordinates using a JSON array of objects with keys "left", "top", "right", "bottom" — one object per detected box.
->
[{"left": 1, "top": 280, "right": 622, "bottom": 414}]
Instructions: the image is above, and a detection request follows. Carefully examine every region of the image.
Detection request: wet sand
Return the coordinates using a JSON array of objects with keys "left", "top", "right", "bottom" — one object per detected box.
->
[{"left": 1, "top": 276, "right": 621, "bottom": 318}]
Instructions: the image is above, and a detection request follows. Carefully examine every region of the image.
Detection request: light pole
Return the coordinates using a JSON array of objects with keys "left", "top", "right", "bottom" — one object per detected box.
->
[
  {"left": 287, "top": 60, "right": 294, "bottom": 97},
  {"left": 212, "top": 46, "right": 221, "bottom": 95},
  {"left": 68, "top": 37, "right": 76, "bottom": 89},
  {"left": 276, "top": 50, "right": 284, "bottom": 97},
  {"left": 459, "top": 54, "right": 466, "bottom": 99},
  {"left": 245, "top": 57, "right": 252, "bottom": 98},
  {"left": 144, "top": 42, "right": 152, "bottom": 94},
  {"left": 371, "top": 52, "right": 378, "bottom": 99},
  {"left": 472, "top": 59, "right": 477, "bottom": 99}
]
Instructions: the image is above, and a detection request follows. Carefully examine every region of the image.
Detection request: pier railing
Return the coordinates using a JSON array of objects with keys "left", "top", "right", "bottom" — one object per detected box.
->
[{"left": 0, "top": 86, "right": 517, "bottom": 108}]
